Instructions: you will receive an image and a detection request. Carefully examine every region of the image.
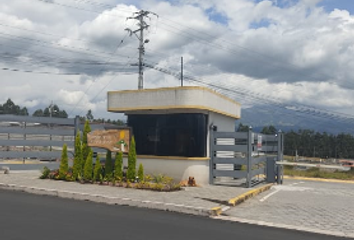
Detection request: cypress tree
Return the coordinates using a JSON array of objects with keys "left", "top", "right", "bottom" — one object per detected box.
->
[
  {"left": 73, "top": 131, "right": 82, "bottom": 180},
  {"left": 105, "top": 150, "right": 113, "bottom": 178},
  {"left": 59, "top": 144, "right": 69, "bottom": 180},
  {"left": 127, "top": 136, "right": 136, "bottom": 182},
  {"left": 114, "top": 151, "right": 123, "bottom": 180},
  {"left": 138, "top": 163, "right": 144, "bottom": 182},
  {"left": 83, "top": 149, "right": 93, "bottom": 181},
  {"left": 93, "top": 155, "right": 101, "bottom": 182},
  {"left": 82, "top": 120, "right": 91, "bottom": 165}
]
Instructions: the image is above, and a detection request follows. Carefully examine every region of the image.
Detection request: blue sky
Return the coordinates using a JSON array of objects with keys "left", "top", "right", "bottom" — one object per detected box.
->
[
  {"left": 318, "top": 0, "right": 354, "bottom": 14},
  {"left": 205, "top": 7, "right": 229, "bottom": 25},
  {"left": 252, "top": 0, "right": 354, "bottom": 14}
]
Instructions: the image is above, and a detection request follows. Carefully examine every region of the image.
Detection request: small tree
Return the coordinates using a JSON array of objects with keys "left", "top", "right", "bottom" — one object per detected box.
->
[
  {"left": 114, "top": 151, "right": 123, "bottom": 180},
  {"left": 105, "top": 150, "right": 113, "bottom": 178},
  {"left": 73, "top": 131, "right": 82, "bottom": 180},
  {"left": 138, "top": 163, "right": 144, "bottom": 182},
  {"left": 86, "top": 109, "right": 94, "bottom": 122},
  {"left": 127, "top": 136, "right": 137, "bottom": 182},
  {"left": 93, "top": 155, "right": 101, "bottom": 182},
  {"left": 83, "top": 149, "right": 93, "bottom": 181},
  {"left": 82, "top": 120, "right": 91, "bottom": 165},
  {"left": 59, "top": 144, "right": 69, "bottom": 180}
]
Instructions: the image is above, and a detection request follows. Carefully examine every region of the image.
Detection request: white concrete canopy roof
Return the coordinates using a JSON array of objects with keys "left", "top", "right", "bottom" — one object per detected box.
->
[{"left": 107, "top": 86, "right": 241, "bottom": 119}]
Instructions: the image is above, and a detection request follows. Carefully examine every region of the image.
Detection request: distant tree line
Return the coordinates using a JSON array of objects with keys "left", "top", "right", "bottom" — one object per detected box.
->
[
  {"left": 0, "top": 99, "right": 125, "bottom": 125},
  {"left": 237, "top": 123, "right": 354, "bottom": 159},
  {"left": 33, "top": 104, "right": 68, "bottom": 118},
  {"left": 284, "top": 130, "right": 354, "bottom": 159},
  {"left": 81, "top": 109, "right": 125, "bottom": 125},
  {"left": 0, "top": 99, "right": 28, "bottom": 115}
]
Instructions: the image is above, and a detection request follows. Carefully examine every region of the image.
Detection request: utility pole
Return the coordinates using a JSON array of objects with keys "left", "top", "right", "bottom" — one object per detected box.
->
[{"left": 126, "top": 10, "right": 158, "bottom": 90}]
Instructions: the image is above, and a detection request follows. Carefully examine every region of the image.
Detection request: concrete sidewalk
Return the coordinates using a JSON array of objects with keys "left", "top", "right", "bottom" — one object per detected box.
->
[{"left": 0, "top": 171, "right": 271, "bottom": 217}]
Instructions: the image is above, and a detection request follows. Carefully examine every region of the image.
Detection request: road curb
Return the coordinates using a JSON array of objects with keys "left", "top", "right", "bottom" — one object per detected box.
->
[
  {"left": 283, "top": 175, "right": 354, "bottom": 184},
  {"left": 210, "top": 206, "right": 230, "bottom": 216},
  {"left": 228, "top": 183, "right": 273, "bottom": 207},
  {"left": 0, "top": 183, "right": 213, "bottom": 217}
]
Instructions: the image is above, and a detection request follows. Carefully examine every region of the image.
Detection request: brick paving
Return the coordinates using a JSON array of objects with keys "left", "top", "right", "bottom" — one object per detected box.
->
[{"left": 224, "top": 180, "right": 354, "bottom": 238}]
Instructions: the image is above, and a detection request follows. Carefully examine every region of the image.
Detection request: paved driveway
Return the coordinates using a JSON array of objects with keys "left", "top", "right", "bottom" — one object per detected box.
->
[{"left": 223, "top": 179, "right": 354, "bottom": 238}]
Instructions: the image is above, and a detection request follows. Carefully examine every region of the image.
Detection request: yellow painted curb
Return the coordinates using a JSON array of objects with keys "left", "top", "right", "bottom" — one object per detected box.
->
[
  {"left": 210, "top": 206, "right": 222, "bottom": 216},
  {"left": 283, "top": 175, "right": 354, "bottom": 184},
  {"left": 228, "top": 183, "right": 274, "bottom": 207}
]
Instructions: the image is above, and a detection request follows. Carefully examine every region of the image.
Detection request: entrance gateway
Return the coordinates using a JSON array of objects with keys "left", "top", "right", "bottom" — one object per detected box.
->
[
  {"left": 107, "top": 86, "right": 282, "bottom": 186},
  {"left": 210, "top": 130, "right": 283, "bottom": 188}
]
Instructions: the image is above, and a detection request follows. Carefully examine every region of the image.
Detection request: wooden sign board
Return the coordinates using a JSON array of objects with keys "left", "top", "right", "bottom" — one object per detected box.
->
[{"left": 87, "top": 129, "right": 130, "bottom": 153}]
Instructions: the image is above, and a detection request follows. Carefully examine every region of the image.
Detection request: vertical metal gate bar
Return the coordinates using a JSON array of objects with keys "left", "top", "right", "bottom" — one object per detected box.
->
[
  {"left": 209, "top": 128, "right": 214, "bottom": 185},
  {"left": 246, "top": 129, "right": 253, "bottom": 188},
  {"left": 277, "top": 130, "right": 283, "bottom": 184}
]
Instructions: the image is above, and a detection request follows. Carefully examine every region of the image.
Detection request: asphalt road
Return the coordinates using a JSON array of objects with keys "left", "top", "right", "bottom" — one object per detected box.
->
[{"left": 0, "top": 189, "right": 347, "bottom": 240}]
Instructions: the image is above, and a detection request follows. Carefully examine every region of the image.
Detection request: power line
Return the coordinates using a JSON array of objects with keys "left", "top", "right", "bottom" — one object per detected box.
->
[
  {"left": 143, "top": 62, "right": 354, "bottom": 125},
  {"left": 0, "top": 22, "right": 92, "bottom": 44},
  {"left": 37, "top": 0, "right": 129, "bottom": 18},
  {"left": 36, "top": 0, "right": 354, "bottom": 91},
  {"left": 5, "top": 0, "right": 354, "bottom": 128},
  {"left": 0, "top": 32, "right": 128, "bottom": 58},
  {"left": 0, "top": 66, "right": 80, "bottom": 75},
  {"left": 77, "top": 52, "right": 140, "bottom": 117},
  {"left": 67, "top": 32, "right": 130, "bottom": 115}
]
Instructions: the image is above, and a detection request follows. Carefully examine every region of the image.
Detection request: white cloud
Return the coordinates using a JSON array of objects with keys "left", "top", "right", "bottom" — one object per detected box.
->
[{"left": 0, "top": 0, "right": 354, "bottom": 122}]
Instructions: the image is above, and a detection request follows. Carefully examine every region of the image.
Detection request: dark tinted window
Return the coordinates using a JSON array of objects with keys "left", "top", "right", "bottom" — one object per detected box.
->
[{"left": 128, "top": 113, "right": 208, "bottom": 157}]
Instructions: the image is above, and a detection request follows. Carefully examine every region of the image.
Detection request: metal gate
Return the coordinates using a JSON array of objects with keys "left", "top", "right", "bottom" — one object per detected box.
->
[
  {"left": 209, "top": 129, "right": 284, "bottom": 188},
  {"left": 0, "top": 115, "right": 79, "bottom": 160}
]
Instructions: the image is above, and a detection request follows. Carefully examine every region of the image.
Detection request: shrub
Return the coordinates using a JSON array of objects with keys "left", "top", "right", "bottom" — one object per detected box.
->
[
  {"left": 93, "top": 155, "right": 102, "bottom": 182},
  {"left": 59, "top": 144, "right": 69, "bottom": 180},
  {"left": 138, "top": 163, "right": 144, "bottom": 182},
  {"left": 103, "top": 175, "right": 113, "bottom": 183},
  {"left": 73, "top": 131, "right": 82, "bottom": 180},
  {"left": 65, "top": 172, "right": 74, "bottom": 181},
  {"left": 83, "top": 149, "right": 93, "bottom": 181},
  {"left": 127, "top": 136, "right": 137, "bottom": 182},
  {"left": 114, "top": 151, "right": 123, "bottom": 180},
  {"left": 49, "top": 169, "right": 59, "bottom": 179},
  {"left": 105, "top": 150, "right": 113, "bottom": 178},
  {"left": 144, "top": 174, "right": 152, "bottom": 182},
  {"left": 40, "top": 166, "right": 50, "bottom": 179},
  {"left": 151, "top": 174, "right": 173, "bottom": 184},
  {"left": 152, "top": 183, "right": 164, "bottom": 191}
]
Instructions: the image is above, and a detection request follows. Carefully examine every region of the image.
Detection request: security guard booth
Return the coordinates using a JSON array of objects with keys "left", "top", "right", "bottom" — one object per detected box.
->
[{"left": 107, "top": 86, "right": 241, "bottom": 184}]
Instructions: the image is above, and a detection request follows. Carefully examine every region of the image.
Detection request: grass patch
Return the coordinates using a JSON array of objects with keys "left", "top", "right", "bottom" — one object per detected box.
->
[{"left": 284, "top": 166, "right": 354, "bottom": 180}]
